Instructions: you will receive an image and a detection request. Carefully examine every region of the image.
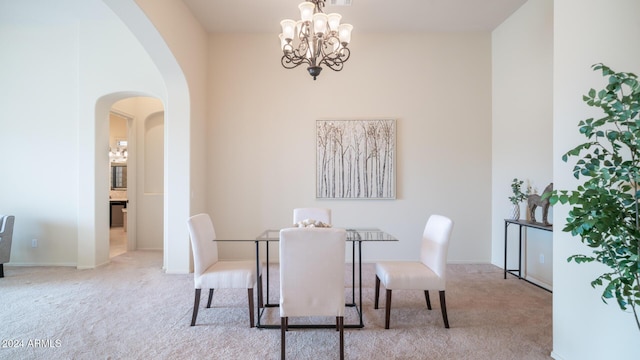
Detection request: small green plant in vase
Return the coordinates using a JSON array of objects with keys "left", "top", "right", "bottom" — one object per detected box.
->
[{"left": 508, "top": 178, "right": 528, "bottom": 220}]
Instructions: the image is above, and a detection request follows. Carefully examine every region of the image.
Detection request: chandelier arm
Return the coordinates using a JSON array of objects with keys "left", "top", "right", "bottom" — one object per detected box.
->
[
  {"left": 320, "top": 57, "right": 344, "bottom": 72},
  {"left": 317, "top": 40, "right": 350, "bottom": 72},
  {"left": 281, "top": 54, "right": 310, "bottom": 69},
  {"left": 281, "top": 40, "right": 313, "bottom": 69},
  {"left": 339, "top": 47, "right": 351, "bottom": 62}
]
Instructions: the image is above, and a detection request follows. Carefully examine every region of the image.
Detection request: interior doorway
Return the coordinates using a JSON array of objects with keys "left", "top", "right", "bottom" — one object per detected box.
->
[
  {"left": 109, "top": 110, "right": 130, "bottom": 258},
  {"left": 108, "top": 97, "right": 165, "bottom": 259}
]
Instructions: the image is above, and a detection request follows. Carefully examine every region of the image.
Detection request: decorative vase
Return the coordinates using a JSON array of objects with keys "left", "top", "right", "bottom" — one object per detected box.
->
[{"left": 510, "top": 204, "right": 520, "bottom": 220}]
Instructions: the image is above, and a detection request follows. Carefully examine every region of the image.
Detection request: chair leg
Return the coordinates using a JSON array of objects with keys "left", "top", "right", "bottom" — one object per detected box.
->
[
  {"left": 206, "top": 289, "right": 214, "bottom": 308},
  {"left": 439, "top": 290, "right": 449, "bottom": 328},
  {"left": 248, "top": 288, "right": 255, "bottom": 328},
  {"left": 258, "top": 274, "right": 264, "bottom": 308},
  {"left": 190, "top": 288, "right": 201, "bottom": 326},
  {"left": 0, "top": 264, "right": 4, "bottom": 278},
  {"left": 338, "top": 316, "right": 344, "bottom": 360},
  {"left": 424, "top": 290, "right": 432, "bottom": 310},
  {"left": 385, "top": 289, "right": 392, "bottom": 329},
  {"left": 281, "top": 317, "right": 287, "bottom": 360},
  {"left": 374, "top": 276, "right": 380, "bottom": 309}
]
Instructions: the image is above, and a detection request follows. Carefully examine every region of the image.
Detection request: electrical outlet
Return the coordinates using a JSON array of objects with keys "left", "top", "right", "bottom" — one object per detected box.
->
[
  {"left": 539, "top": 253, "right": 545, "bottom": 264},
  {"left": 31, "top": 239, "right": 38, "bottom": 248}
]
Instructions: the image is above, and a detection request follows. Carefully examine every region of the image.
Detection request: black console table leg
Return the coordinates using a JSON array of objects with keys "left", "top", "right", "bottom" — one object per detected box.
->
[{"left": 504, "top": 221, "right": 509, "bottom": 279}]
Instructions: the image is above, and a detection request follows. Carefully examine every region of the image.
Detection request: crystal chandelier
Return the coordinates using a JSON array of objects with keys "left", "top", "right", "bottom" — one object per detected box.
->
[{"left": 279, "top": 0, "right": 353, "bottom": 80}]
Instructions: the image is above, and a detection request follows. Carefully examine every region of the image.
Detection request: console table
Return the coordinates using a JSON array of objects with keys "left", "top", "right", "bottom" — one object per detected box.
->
[{"left": 504, "top": 219, "right": 552, "bottom": 292}]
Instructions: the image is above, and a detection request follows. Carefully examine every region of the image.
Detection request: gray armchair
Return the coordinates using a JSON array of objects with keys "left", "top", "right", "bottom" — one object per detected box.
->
[{"left": 0, "top": 215, "right": 15, "bottom": 278}]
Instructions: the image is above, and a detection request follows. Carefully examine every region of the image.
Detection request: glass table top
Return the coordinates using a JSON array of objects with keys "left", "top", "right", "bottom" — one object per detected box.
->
[{"left": 256, "top": 228, "right": 397, "bottom": 242}]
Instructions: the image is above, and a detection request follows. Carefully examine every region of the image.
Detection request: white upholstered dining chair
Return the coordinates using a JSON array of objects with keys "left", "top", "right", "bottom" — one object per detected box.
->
[
  {"left": 0, "top": 215, "right": 15, "bottom": 278},
  {"left": 186, "top": 213, "right": 262, "bottom": 327},
  {"left": 279, "top": 227, "right": 347, "bottom": 360},
  {"left": 374, "top": 214, "right": 454, "bottom": 329},
  {"left": 292, "top": 207, "right": 332, "bottom": 225}
]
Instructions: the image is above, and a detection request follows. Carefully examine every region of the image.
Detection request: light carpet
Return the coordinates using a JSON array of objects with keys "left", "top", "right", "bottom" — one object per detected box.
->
[{"left": 0, "top": 251, "right": 552, "bottom": 359}]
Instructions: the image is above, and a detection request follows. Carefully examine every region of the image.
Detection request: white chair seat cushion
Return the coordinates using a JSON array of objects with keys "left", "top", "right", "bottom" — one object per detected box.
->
[
  {"left": 376, "top": 261, "right": 445, "bottom": 290},
  {"left": 195, "top": 260, "right": 256, "bottom": 289}
]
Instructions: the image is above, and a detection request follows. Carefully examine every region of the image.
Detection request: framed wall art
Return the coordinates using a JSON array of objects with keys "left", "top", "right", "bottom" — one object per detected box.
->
[{"left": 316, "top": 119, "right": 396, "bottom": 199}]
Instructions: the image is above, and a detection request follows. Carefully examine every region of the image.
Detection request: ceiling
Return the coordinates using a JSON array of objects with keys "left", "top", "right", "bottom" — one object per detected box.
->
[{"left": 182, "top": 0, "right": 528, "bottom": 34}]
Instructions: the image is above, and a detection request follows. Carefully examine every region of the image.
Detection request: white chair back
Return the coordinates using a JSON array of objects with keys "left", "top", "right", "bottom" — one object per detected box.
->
[
  {"left": 419, "top": 214, "right": 454, "bottom": 281},
  {"left": 292, "top": 208, "right": 332, "bottom": 225},
  {"left": 279, "top": 227, "right": 346, "bottom": 317},
  {"left": 186, "top": 213, "right": 219, "bottom": 278},
  {"left": 0, "top": 215, "right": 15, "bottom": 264}
]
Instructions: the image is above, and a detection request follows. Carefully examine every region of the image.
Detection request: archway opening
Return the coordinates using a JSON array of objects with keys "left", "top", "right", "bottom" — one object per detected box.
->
[{"left": 94, "top": 94, "right": 165, "bottom": 265}]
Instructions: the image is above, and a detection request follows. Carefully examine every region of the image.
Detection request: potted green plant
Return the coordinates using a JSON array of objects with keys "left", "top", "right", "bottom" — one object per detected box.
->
[
  {"left": 549, "top": 63, "right": 640, "bottom": 331},
  {"left": 508, "top": 178, "right": 528, "bottom": 220}
]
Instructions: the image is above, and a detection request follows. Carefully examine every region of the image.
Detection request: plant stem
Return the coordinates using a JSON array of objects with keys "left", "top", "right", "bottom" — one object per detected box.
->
[{"left": 632, "top": 281, "right": 640, "bottom": 332}]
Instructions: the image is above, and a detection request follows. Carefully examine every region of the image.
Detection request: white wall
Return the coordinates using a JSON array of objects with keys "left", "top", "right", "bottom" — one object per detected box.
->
[
  {"left": 552, "top": 0, "right": 640, "bottom": 358},
  {"left": 492, "top": 0, "right": 554, "bottom": 288},
  {"left": 1, "top": 0, "right": 209, "bottom": 273},
  {"left": 109, "top": 113, "right": 127, "bottom": 147},
  {"left": 73, "top": 1, "right": 170, "bottom": 268},
  {"left": 139, "top": 109, "right": 164, "bottom": 250},
  {"left": 207, "top": 32, "right": 494, "bottom": 263},
  {"left": 0, "top": 0, "right": 166, "bottom": 267},
  {"left": 131, "top": 0, "right": 209, "bottom": 273},
  {"left": 0, "top": 8, "right": 78, "bottom": 265}
]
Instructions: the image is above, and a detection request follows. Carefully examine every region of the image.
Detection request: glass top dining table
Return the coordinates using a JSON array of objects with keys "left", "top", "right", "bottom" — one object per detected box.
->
[
  {"left": 255, "top": 228, "right": 397, "bottom": 242},
  {"left": 252, "top": 228, "right": 398, "bottom": 329}
]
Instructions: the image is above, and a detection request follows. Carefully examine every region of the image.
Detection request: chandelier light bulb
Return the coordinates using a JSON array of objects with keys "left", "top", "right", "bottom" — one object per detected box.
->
[
  {"left": 327, "top": 13, "right": 342, "bottom": 31},
  {"left": 338, "top": 23, "right": 353, "bottom": 44},
  {"left": 280, "top": 19, "right": 296, "bottom": 41},
  {"left": 313, "top": 13, "right": 328, "bottom": 36},
  {"left": 298, "top": 2, "right": 315, "bottom": 22}
]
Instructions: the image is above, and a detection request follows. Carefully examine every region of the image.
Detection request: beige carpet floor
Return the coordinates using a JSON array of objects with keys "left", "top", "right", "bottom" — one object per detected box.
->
[{"left": 1, "top": 251, "right": 552, "bottom": 360}]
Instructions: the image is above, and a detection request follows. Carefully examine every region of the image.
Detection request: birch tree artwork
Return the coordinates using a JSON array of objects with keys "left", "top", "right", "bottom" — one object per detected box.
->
[{"left": 316, "top": 119, "right": 396, "bottom": 199}]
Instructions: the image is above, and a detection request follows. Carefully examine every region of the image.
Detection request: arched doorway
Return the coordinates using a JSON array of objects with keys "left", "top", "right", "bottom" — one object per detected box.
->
[
  {"left": 108, "top": 109, "right": 132, "bottom": 258},
  {"left": 77, "top": 0, "right": 193, "bottom": 273},
  {"left": 107, "top": 97, "right": 165, "bottom": 258}
]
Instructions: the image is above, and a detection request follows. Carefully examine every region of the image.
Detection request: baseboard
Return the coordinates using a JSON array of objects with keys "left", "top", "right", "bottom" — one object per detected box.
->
[
  {"left": 164, "top": 269, "right": 190, "bottom": 275},
  {"left": 6, "top": 262, "right": 77, "bottom": 267},
  {"left": 524, "top": 274, "right": 553, "bottom": 291}
]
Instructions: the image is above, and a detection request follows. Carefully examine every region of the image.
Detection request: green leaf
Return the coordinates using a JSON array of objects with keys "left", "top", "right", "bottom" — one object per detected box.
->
[{"left": 568, "top": 255, "right": 595, "bottom": 264}]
